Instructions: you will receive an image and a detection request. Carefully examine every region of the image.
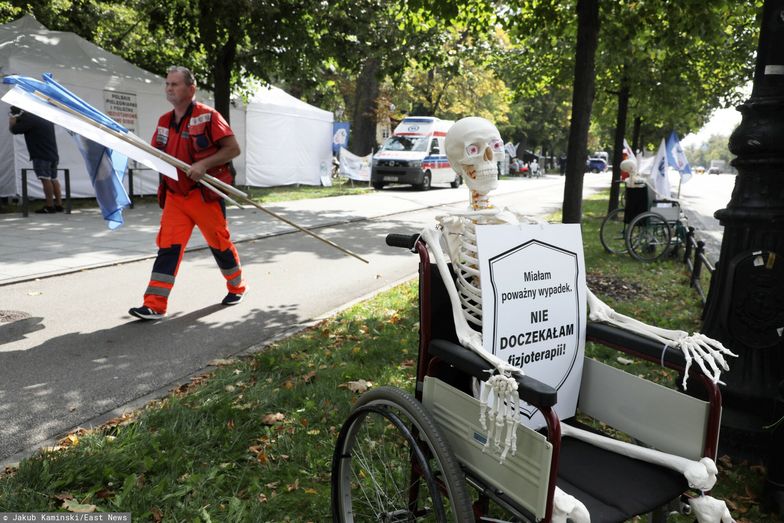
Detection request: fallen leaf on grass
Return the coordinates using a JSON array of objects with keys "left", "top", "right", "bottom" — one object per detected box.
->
[
  {"left": 399, "top": 359, "right": 415, "bottom": 368},
  {"left": 282, "top": 378, "right": 296, "bottom": 390},
  {"left": 303, "top": 488, "right": 318, "bottom": 495},
  {"left": 287, "top": 479, "right": 300, "bottom": 492},
  {"left": 302, "top": 370, "right": 317, "bottom": 384},
  {"left": 340, "top": 379, "right": 372, "bottom": 393},
  {"left": 100, "top": 413, "right": 135, "bottom": 431},
  {"left": 261, "top": 412, "right": 285, "bottom": 425},
  {"left": 227, "top": 419, "right": 235, "bottom": 430},
  {"left": 258, "top": 493, "right": 268, "bottom": 503},
  {"left": 616, "top": 357, "right": 634, "bottom": 365},
  {"left": 151, "top": 507, "right": 163, "bottom": 522},
  {"left": 62, "top": 499, "right": 97, "bottom": 512}
]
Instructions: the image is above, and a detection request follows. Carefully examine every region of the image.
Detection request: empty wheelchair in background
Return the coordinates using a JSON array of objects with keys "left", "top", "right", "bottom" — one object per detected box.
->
[
  {"left": 331, "top": 232, "right": 723, "bottom": 522},
  {"left": 600, "top": 185, "right": 688, "bottom": 262}
]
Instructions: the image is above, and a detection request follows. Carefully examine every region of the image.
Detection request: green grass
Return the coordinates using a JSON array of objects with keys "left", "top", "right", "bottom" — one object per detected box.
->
[{"left": 0, "top": 193, "right": 777, "bottom": 522}]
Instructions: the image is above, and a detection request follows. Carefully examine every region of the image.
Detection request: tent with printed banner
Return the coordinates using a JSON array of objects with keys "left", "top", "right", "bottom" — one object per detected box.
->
[
  {"left": 0, "top": 15, "right": 246, "bottom": 199},
  {"left": 244, "top": 84, "right": 333, "bottom": 187}
]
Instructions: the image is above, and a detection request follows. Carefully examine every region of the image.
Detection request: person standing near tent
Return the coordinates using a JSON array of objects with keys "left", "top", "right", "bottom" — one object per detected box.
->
[
  {"left": 8, "top": 105, "right": 62, "bottom": 213},
  {"left": 129, "top": 66, "right": 246, "bottom": 321}
]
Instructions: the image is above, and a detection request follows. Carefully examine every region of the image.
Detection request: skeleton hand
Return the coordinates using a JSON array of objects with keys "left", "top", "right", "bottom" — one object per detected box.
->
[{"left": 676, "top": 333, "right": 736, "bottom": 389}]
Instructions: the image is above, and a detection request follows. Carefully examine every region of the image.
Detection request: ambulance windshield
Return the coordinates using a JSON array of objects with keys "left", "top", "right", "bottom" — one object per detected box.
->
[{"left": 380, "top": 136, "right": 429, "bottom": 152}]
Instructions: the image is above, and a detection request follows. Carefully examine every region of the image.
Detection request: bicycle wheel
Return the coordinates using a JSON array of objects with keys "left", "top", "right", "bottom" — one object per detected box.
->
[
  {"left": 600, "top": 207, "right": 628, "bottom": 254},
  {"left": 626, "top": 211, "right": 672, "bottom": 262},
  {"left": 332, "top": 386, "right": 473, "bottom": 522}
]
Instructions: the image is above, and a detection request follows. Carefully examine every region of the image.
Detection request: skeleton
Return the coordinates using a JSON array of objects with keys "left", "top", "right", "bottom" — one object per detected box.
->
[{"left": 420, "top": 116, "right": 737, "bottom": 523}]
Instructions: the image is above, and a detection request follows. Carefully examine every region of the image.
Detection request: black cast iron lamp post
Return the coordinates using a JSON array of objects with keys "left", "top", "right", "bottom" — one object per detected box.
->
[{"left": 701, "top": 0, "right": 784, "bottom": 514}]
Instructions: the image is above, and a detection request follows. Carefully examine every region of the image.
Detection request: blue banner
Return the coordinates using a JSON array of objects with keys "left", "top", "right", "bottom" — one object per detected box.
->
[{"left": 332, "top": 122, "right": 350, "bottom": 155}]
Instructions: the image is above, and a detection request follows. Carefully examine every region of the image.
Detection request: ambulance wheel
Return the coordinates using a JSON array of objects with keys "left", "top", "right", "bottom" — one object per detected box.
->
[
  {"left": 416, "top": 172, "right": 432, "bottom": 191},
  {"left": 450, "top": 175, "right": 462, "bottom": 188},
  {"left": 372, "top": 182, "right": 385, "bottom": 190}
]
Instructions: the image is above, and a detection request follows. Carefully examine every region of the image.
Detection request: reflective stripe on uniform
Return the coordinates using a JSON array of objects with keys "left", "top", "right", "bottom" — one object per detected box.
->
[
  {"left": 145, "top": 285, "right": 171, "bottom": 297},
  {"left": 151, "top": 272, "right": 176, "bottom": 284}
]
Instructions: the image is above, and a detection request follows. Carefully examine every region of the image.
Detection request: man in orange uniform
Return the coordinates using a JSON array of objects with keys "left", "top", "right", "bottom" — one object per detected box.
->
[{"left": 129, "top": 66, "right": 246, "bottom": 320}]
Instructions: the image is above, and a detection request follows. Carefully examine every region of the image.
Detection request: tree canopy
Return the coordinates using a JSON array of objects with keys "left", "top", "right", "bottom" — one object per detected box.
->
[{"left": 0, "top": 0, "right": 762, "bottom": 217}]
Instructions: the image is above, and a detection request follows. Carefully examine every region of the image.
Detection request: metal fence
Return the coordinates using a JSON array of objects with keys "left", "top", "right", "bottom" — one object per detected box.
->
[{"left": 681, "top": 226, "right": 715, "bottom": 304}]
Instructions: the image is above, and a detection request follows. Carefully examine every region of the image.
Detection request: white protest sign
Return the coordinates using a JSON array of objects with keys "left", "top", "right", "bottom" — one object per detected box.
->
[
  {"left": 338, "top": 146, "right": 371, "bottom": 181},
  {"left": 477, "top": 223, "right": 586, "bottom": 429}
]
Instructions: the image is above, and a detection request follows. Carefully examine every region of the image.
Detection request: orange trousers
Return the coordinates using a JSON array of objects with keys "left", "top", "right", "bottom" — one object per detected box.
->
[{"left": 143, "top": 190, "right": 246, "bottom": 313}]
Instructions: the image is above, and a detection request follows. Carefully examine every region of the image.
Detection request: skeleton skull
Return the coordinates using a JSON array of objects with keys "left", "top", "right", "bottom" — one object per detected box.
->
[
  {"left": 621, "top": 157, "right": 642, "bottom": 186},
  {"left": 620, "top": 157, "right": 637, "bottom": 176},
  {"left": 445, "top": 117, "right": 504, "bottom": 196}
]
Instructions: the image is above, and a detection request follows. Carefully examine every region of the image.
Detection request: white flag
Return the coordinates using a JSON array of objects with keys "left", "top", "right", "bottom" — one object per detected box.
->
[{"left": 651, "top": 138, "right": 671, "bottom": 198}]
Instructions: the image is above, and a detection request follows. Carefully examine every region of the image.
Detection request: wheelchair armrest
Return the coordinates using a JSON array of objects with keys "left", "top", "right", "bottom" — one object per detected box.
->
[
  {"left": 587, "top": 321, "right": 687, "bottom": 370},
  {"left": 429, "top": 338, "right": 558, "bottom": 408}
]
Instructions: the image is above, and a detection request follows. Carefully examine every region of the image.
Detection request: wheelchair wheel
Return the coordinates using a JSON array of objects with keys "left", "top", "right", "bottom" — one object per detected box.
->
[
  {"left": 626, "top": 211, "right": 672, "bottom": 262},
  {"left": 331, "top": 386, "right": 473, "bottom": 522},
  {"left": 600, "top": 207, "right": 628, "bottom": 254}
]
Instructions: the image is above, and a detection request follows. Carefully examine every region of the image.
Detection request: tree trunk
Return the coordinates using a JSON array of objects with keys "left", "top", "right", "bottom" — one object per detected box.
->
[
  {"left": 608, "top": 76, "right": 630, "bottom": 213},
  {"left": 350, "top": 57, "right": 380, "bottom": 156},
  {"left": 562, "top": 0, "right": 599, "bottom": 224},
  {"left": 632, "top": 115, "right": 642, "bottom": 153},
  {"left": 212, "top": 36, "right": 237, "bottom": 123}
]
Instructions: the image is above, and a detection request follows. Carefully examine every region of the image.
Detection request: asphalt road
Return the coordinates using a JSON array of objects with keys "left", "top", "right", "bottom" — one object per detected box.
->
[
  {"left": 676, "top": 172, "right": 736, "bottom": 263},
  {"left": 0, "top": 175, "right": 605, "bottom": 464}
]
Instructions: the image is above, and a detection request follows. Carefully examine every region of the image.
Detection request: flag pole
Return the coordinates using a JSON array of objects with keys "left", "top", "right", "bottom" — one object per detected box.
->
[{"left": 33, "top": 91, "right": 369, "bottom": 264}]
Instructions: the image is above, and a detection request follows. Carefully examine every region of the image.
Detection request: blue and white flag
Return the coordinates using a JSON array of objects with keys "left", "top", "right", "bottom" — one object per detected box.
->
[
  {"left": 651, "top": 138, "right": 671, "bottom": 198},
  {"left": 665, "top": 131, "right": 692, "bottom": 184},
  {"left": 72, "top": 134, "right": 131, "bottom": 229}
]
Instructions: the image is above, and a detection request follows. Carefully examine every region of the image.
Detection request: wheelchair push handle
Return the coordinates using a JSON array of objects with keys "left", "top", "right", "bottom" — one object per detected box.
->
[{"left": 386, "top": 233, "right": 420, "bottom": 250}]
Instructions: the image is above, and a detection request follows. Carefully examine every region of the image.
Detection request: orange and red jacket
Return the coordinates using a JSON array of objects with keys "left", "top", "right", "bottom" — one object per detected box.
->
[{"left": 152, "top": 101, "right": 235, "bottom": 201}]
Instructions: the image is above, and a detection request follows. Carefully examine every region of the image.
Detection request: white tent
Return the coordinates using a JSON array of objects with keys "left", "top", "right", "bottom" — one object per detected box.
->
[
  {"left": 245, "top": 84, "right": 333, "bottom": 187},
  {"left": 0, "top": 15, "right": 246, "bottom": 199}
]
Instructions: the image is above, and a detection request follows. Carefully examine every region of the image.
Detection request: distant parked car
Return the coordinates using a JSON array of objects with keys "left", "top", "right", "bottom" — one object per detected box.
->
[
  {"left": 708, "top": 167, "right": 721, "bottom": 175},
  {"left": 586, "top": 156, "right": 608, "bottom": 173}
]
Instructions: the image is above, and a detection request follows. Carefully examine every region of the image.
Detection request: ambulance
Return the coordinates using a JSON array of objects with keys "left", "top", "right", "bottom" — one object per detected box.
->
[{"left": 371, "top": 117, "right": 459, "bottom": 190}]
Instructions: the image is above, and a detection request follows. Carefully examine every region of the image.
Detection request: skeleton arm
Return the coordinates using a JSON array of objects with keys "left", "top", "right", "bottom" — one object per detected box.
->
[
  {"left": 586, "top": 289, "right": 737, "bottom": 389},
  {"left": 586, "top": 289, "right": 736, "bottom": 383}
]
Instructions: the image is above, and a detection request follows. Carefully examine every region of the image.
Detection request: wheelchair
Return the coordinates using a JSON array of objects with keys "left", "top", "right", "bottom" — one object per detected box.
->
[
  {"left": 600, "top": 185, "right": 688, "bottom": 262},
  {"left": 331, "top": 232, "right": 722, "bottom": 522}
]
